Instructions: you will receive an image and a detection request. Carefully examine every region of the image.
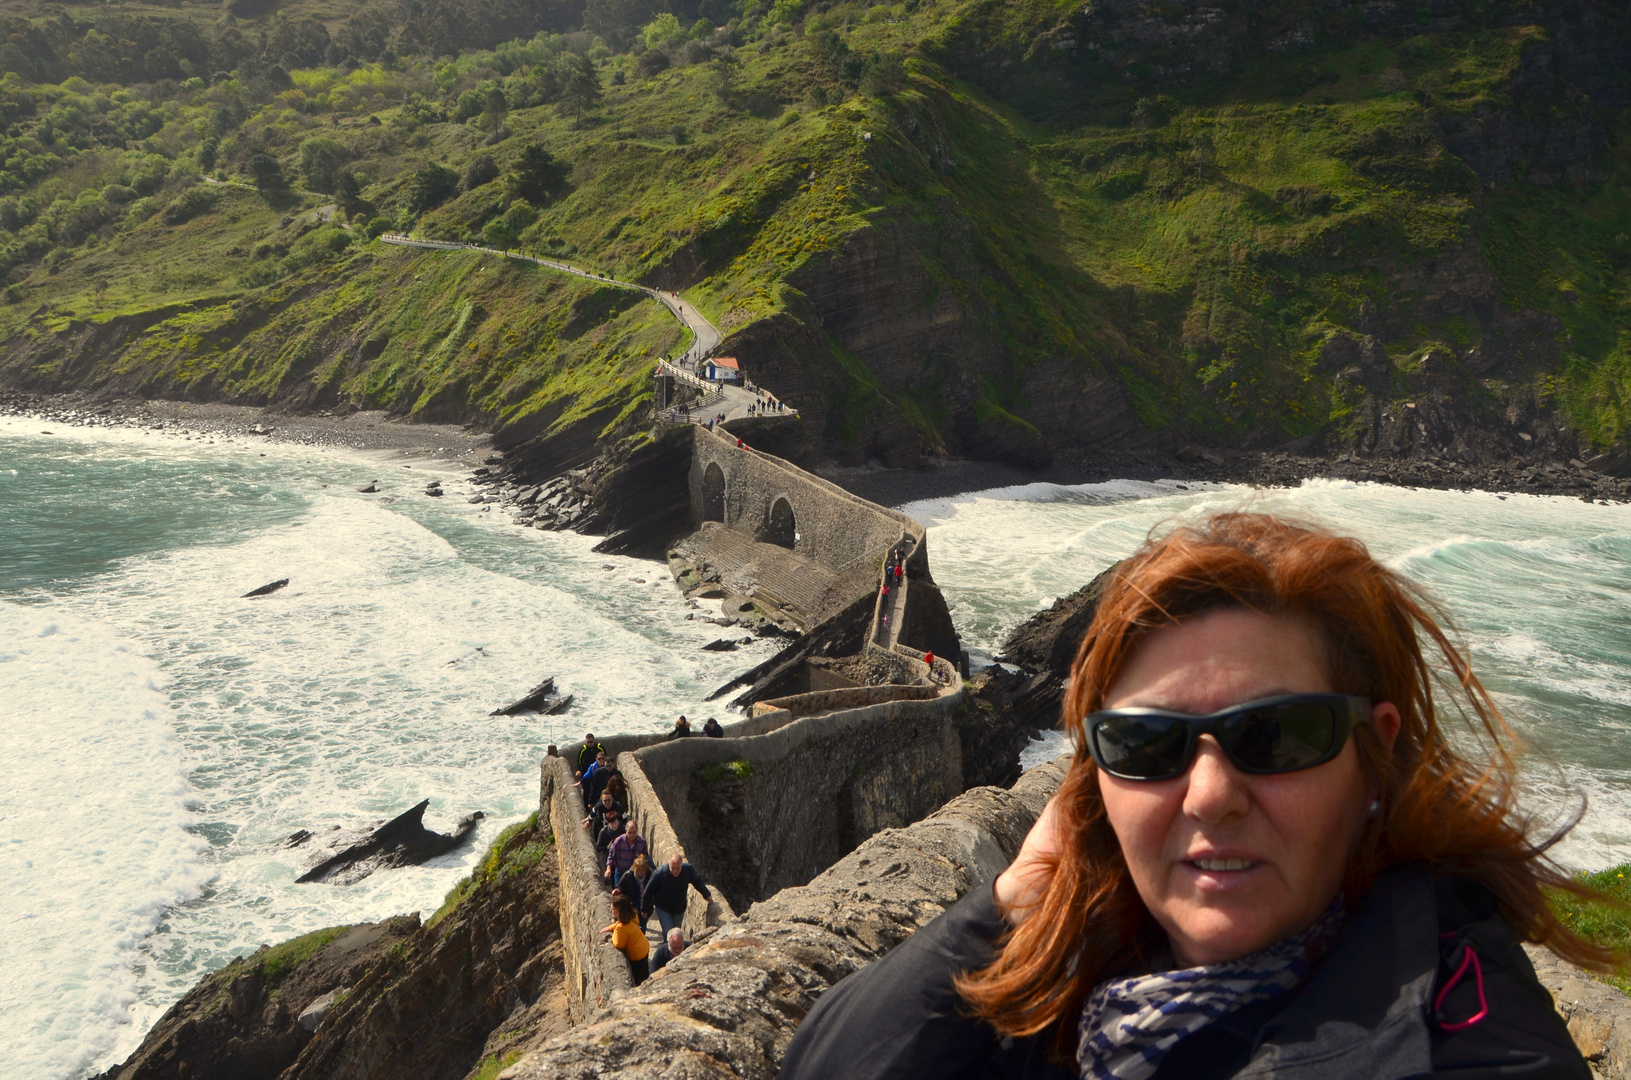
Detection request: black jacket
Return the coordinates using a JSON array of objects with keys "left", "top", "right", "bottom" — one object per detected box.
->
[
  {"left": 780, "top": 867, "right": 1587, "bottom": 1080},
  {"left": 642, "top": 862, "right": 711, "bottom": 916}
]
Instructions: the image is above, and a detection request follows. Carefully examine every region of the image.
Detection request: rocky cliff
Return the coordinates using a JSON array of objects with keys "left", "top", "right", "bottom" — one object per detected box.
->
[{"left": 97, "top": 815, "right": 570, "bottom": 1080}]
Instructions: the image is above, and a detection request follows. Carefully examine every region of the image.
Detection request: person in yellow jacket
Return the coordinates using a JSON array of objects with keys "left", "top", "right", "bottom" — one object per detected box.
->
[{"left": 603, "top": 892, "right": 650, "bottom": 984}]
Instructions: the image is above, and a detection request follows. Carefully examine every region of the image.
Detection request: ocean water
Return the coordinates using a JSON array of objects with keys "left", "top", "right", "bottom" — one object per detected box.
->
[
  {"left": 3, "top": 422, "right": 1629, "bottom": 1079},
  {"left": 0, "top": 418, "right": 782, "bottom": 1080}
]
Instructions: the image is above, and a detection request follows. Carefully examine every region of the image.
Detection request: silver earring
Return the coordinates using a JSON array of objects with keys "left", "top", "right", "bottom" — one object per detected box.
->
[{"left": 1368, "top": 799, "right": 1382, "bottom": 820}]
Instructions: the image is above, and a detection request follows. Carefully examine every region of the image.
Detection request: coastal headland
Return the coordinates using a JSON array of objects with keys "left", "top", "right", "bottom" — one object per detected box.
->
[{"left": 44, "top": 393, "right": 1629, "bottom": 1080}]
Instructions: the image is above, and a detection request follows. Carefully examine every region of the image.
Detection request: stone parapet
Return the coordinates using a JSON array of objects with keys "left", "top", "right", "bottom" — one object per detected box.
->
[
  {"left": 753, "top": 680, "right": 941, "bottom": 720},
  {"left": 1527, "top": 945, "right": 1631, "bottom": 1079},
  {"left": 503, "top": 757, "right": 1069, "bottom": 1080},
  {"left": 631, "top": 678, "right": 966, "bottom": 907},
  {"left": 541, "top": 756, "right": 631, "bottom": 1022},
  {"left": 615, "top": 749, "right": 737, "bottom": 945}
]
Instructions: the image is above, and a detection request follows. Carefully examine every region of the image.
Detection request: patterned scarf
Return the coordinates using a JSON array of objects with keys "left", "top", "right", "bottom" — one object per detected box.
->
[{"left": 1076, "top": 897, "right": 1346, "bottom": 1080}]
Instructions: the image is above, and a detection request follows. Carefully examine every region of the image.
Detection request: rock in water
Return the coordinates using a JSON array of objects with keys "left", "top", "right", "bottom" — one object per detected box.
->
[
  {"left": 243, "top": 578, "right": 289, "bottom": 598},
  {"left": 703, "top": 638, "right": 739, "bottom": 651},
  {"left": 294, "top": 800, "right": 484, "bottom": 885},
  {"left": 358, "top": 481, "right": 379, "bottom": 493},
  {"left": 490, "top": 678, "right": 572, "bottom": 715}
]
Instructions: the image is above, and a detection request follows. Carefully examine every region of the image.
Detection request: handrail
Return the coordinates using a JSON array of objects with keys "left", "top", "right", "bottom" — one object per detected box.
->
[{"left": 656, "top": 358, "right": 723, "bottom": 395}]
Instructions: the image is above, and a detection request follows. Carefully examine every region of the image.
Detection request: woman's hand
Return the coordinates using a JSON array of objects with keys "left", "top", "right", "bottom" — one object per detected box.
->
[{"left": 993, "top": 795, "right": 1064, "bottom": 924}]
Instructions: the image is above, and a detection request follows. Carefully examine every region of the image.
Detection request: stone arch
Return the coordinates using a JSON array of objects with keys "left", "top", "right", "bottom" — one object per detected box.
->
[
  {"left": 702, "top": 462, "right": 726, "bottom": 523},
  {"left": 761, "top": 495, "right": 797, "bottom": 549}
]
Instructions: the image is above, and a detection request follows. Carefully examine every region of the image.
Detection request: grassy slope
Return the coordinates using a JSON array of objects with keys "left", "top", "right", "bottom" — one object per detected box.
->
[
  {"left": 0, "top": 0, "right": 1625, "bottom": 461},
  {"left": 1554, "top": 864, "right": 1631, "bottom": 993}
]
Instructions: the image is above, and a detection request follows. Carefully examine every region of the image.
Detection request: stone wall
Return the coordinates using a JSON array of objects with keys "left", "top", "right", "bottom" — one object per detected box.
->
[
  {"left": 690, "top": 425, "right": 918, "bottom": 582},
  {"left": 753, "top": 680, "right": 941, "bottom": 720},
  {"left": 629, "top": 676, "right": 965, "bottom": 908},
  {"left": 616, "top": 750, "right": 736, "bottom": 947},
  {"left": 504, "top": 757, "right": 1069, "bottom": 1080},
  {"left": 541, "top": 755, "right": 630, "bottom": 1023}
]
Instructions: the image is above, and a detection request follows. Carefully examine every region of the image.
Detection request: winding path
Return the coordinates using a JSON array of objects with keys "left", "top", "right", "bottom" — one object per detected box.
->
[{"left": 378, "top": 235, "right": 721, "bottom": 367}]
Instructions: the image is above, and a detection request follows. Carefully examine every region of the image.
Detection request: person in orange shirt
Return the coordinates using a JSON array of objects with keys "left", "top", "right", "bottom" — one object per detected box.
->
[{"left": 602, "top": 892, "right": 650, "bottom": 985}]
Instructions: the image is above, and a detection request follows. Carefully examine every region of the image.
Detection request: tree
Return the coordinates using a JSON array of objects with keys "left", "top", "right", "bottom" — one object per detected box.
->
[
  {"left": 334, "top": 171, "right": 368, "bottom": 217},
  {"left": 406, "top": 162, "right": 459, "bottom": 213},
  {"left": 505, "top": 143, "right": 569, "bottom": 204},
  {"left": 858, "top": 51, "right": 905, "bottom": 97},
  {"left": 709, "top": 49, "right": 739, "bottom": 103},
  {"left": 460, "top": 153, "right": 499, "bottom": 192},
  {"left": 298, "top": 136, "right": 345, "bottom": 193},
  {"left": 246, "top": 152, "right": 284, "bottom": 189},
  {"left": 481, "top": 87, "right": 508, "bottom": 133},
  {"left": 558, "top": 53, "right": 602, "bottom": 127}
]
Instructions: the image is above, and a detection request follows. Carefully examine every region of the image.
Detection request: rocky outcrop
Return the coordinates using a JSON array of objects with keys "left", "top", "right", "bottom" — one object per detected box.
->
[
  {"left": 281, "top": 816, "right": 569, "bottom": 1080},
  {"left": 584, "top": 424, "right": 699, "bottom": 557},
  {"left": 982, "top": 563, "right": 1119, "bottom": 736},
  {"left": 1526, "top": 947, "right": 1631, "bottom": 1080},
  {"left": 290, "top": 800, "right": 484, "bottom": 886},
  {"left": 99, "top": 815, "right": 569, "bottom": 1080},
  {"left": 95, "top": 918, "right": 422, "bottom": 1080},
  {"left": 502, "top": 757, "right": 1068, "bottom": 1080}
]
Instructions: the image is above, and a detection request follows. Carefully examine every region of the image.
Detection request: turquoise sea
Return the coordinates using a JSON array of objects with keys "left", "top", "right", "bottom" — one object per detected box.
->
[{"left": 3, "top": 416, "right": 1630, "bottom": 1078}]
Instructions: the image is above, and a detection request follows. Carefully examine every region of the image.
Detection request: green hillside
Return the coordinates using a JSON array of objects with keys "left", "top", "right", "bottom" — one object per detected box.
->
[{"left": 0, "top": 0, "right": 1626, "bottom": 470}]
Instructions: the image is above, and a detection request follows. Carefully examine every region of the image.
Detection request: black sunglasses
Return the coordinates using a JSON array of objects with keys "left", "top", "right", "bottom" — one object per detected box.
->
[{"left": 1084, "top": 693, "right": 1372, "bottom": 781}]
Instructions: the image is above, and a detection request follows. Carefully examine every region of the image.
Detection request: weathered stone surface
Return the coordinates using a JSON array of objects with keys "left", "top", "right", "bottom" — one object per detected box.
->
[
  {"left": 636, "top": 686, "right": 966, "bottom": 907},
  {"left": 296, "top": 987, "right": 347, "bottom": 1033},
  {"left": 1526, "top": 945, "right": 1631, "bottom": 1079},
  {"left": 503, "top": 758, "right": 1067, "bottom": 1080}
]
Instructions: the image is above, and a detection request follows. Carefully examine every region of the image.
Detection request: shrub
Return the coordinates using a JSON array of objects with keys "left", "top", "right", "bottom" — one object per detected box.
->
[
  {"left": 461, "top": 153, "right": 500, "bottom": 192},
  {"left": 282, "top": 225, "right": 354, "bottom": 271},
  {"left": 161, "top": 186, "right": 218, "bottom": 226},
  {"left": 406, "top": 162, "right": 460, "bottom": 212},
  {"left": 636, "top": 48, "right": 670, "bottom": 79}
]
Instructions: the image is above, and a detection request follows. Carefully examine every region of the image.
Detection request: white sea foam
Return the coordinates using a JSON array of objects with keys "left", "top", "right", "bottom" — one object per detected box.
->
[
  {"left": 1, "top": 425, "right": 777, "bottom": 1080},
  {"left": 0, "top": 602, "right": 210, "bottom": 1078}
]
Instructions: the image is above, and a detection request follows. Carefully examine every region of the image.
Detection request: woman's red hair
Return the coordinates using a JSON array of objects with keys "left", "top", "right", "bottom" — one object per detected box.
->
[{"left": 957, "top": 511, "right": 1616, "bottom": 1056}]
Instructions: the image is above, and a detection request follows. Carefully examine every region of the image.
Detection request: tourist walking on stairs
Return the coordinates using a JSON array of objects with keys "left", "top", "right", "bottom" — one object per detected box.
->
[
  {"left": 652, "top": 928, "right": 686, "bottom": 973},
  {"left": 593, "top": 809, "right": 623, "bottom": 862},
  {"left": 617, "top": 853, "right": 656, "bottom": 929},
  {"left": 602, "top": 893, "right": 650, "bottom": 985},
  {"left": 642, "top": 853, "right": 712, "bottom": 936},
  {"left": 606, "top": 819, "right": 649, "bottom": 880}
]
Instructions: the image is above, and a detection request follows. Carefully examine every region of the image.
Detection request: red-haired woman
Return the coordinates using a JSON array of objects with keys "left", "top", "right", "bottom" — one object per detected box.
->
[{"left": 783, "top": 512, "right": 1605, "bottom": 1080}]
